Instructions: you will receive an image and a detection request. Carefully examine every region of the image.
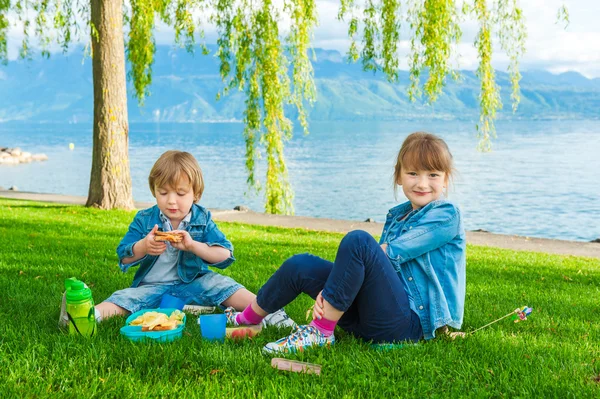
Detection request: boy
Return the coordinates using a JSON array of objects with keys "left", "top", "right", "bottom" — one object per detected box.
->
[{"left": 60, "top": 150, "right": 294, "bottom": 328}]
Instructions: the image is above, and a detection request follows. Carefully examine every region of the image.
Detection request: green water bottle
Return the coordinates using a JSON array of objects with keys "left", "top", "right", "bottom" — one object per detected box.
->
[{"left": 66, "top": 279, "right": 96, "bottom": 337}]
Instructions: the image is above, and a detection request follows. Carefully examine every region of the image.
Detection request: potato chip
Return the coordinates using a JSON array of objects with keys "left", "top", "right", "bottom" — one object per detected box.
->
[
  {"left": 169, "top": 310, "right": 184, "bottom": 322},
  {"left": 129, "top": 311, "right": 184, "bottom": 331}
]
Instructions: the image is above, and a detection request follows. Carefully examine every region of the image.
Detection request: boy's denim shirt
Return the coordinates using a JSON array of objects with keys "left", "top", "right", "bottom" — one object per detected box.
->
[
  {"left": 379, "top": 199, "right": 466, "bottom": 340},
  {"left": 116, "top": 204, "right": 235, "bottom": 288}
]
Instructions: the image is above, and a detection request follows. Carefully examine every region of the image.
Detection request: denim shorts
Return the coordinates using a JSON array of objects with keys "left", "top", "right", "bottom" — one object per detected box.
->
[{"left": 105, "top": 271, "right": 244, "bottom": 314}]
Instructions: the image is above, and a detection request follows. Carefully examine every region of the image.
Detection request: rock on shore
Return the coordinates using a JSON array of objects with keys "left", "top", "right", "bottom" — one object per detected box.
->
[{"left": 0, "top": 147, "right": 48, "bottom": 165}]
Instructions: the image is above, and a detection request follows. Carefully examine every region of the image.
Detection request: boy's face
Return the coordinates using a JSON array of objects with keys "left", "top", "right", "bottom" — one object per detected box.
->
[{"left": 154, "top": 175, "right": 196, "bottom": 224}]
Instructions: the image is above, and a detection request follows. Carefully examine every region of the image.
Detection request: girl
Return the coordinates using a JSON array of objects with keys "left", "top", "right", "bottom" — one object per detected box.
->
[{"left": 225, "top": 132, "right": 466, "bottom": 352}]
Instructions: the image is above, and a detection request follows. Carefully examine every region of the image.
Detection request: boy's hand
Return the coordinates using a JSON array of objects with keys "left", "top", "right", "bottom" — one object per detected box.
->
[
  {"left": 380, "top": 243, "right": 388, "bottom": 253},
  {"left": 144, "top": 224, "right": 167, "bottom": 256},
  {"left": 312, "top": 290, "right": 325, "bottom": 320},
  {"left": 169, "top": 230, "right": 194, "bottom": 252}
]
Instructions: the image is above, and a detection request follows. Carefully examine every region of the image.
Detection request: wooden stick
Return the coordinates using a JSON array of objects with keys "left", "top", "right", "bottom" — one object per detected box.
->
[{"left": 469, "top": 309, "right": 518, "bottom": 335}]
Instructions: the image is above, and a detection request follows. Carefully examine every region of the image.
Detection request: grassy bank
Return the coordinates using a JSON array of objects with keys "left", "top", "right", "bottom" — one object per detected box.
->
[{"left": 0, "top": 199, "right": 598, "bottom": 398}]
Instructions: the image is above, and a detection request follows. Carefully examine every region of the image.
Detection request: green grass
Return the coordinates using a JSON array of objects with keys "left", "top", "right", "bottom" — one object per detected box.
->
[{"left": 0, "top": 198, "right": 598, "bottom": 398}]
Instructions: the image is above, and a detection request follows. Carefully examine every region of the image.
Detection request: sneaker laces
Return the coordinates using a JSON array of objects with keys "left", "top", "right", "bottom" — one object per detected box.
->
[{"left": 283, "top": 325, "right": 321, "bottom": 346}]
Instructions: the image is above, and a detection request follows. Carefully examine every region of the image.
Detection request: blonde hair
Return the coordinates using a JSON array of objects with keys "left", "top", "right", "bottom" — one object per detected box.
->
[
  {"left": 393, "top": 132, "right": 454, "bottom": 194},
  {"left": 148, "top": 151, "right": 204, "bottom": 202}
]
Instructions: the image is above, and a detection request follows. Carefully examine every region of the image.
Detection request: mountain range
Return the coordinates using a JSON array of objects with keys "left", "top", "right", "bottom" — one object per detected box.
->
[{"left": 1, "top": 45, "right": 599, "bottom": 123}]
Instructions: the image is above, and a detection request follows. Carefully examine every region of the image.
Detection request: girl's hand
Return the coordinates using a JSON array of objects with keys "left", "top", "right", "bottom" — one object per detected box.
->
[
  {"left": 144, "top": 224, "right": 167, "bottom": 256},
  {"left": 380, "top": 243, "right": 388, "bottom": 253},
  {"left": 312, "top": 290, "right": 325, "bottom": 320},
  {"left": 170, "top": 230, "right": 194, "bottom": 252}
]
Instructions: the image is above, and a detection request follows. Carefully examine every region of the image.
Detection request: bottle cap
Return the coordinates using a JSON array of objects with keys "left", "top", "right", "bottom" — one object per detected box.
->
[
  {"left": 64, "top": 277, "right": 78, "bottom": 291},
  {"left": 66, "top": 279, "right": 92, "bottom": 302}
]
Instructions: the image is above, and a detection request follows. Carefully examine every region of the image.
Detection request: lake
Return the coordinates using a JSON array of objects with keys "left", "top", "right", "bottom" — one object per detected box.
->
[{"left": 1, "top": 120, "right": 599, "bottom": 242}]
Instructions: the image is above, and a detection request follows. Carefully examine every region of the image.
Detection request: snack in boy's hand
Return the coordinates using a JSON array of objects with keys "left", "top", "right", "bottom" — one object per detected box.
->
[
  {"left": 130, "top": 310, "right": 184, "bottom": 331},
  {"left": 154, "top": 231, "right": 184, "bottom": 243}
]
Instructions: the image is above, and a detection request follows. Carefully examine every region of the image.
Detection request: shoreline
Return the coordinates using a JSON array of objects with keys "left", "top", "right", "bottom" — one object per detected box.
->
[{"left": 1, "top": 189, "right": 599, "bottom": 260}]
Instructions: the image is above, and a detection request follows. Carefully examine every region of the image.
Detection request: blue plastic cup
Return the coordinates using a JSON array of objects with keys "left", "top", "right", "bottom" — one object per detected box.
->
[
  {"left": 159, "top": 294, "right": 185, "bottom": 310},
  {"left": 199, "top": 314, "right": 227, "bottom": 342}
]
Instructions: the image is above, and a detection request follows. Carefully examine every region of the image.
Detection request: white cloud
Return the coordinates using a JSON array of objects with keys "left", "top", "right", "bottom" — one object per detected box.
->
[
  {"left": 496, "top": 0, "right": 600, "bottom": 77},
  {"left": 306, "top": 0, "right": 600, "bottom": 78},
  {"left": 5, "top": 0, "right": 600, "bottom": 77}
]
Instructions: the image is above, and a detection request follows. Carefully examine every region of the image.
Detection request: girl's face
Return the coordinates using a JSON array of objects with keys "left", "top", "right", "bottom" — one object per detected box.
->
[
  {"left": 154, "top": 175, "right": 196, "bottom": 225},
  {"left": 398, "top": 167, "right": 447, "bottom": 210}
]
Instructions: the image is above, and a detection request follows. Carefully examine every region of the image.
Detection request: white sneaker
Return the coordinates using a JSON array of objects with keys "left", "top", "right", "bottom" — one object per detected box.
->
[
  {"left": 183, "top": 305, "right": 216, "bottom": 315},
  {"left": 263, "top": 325, "right": 335, "bottom": 354},
  {"left": 224, "top": 307, "right": 296, "bottom": 329},
  {"left": 263, "top": 309, "right": 297, "bottom": 329},
  {"left": 224, "top": 306, "right": 242, "bottom": 326}
]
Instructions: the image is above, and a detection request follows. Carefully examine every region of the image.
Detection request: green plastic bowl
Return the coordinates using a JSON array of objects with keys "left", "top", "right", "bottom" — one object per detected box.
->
[{"left": 120, "top": 308, "right": 186, "bottom": 343}]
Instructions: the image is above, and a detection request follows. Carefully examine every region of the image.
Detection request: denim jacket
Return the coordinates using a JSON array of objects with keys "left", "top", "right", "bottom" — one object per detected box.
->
[
  {"left": 116, "top": 204, "right": 235, "bottom": 287},
  {"left": 379, "top": 199, "right": 466, "bottom": 340}
]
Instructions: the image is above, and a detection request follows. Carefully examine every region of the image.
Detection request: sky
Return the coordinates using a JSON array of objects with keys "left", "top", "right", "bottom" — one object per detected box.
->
[{"left": 5, "top": 0, "right": 600, "bottom": 78}]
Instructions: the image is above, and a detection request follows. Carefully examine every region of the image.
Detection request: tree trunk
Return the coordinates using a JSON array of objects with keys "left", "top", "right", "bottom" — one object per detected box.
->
[{"left": 86, "top": 0, "right": 134, "bottom": 210}]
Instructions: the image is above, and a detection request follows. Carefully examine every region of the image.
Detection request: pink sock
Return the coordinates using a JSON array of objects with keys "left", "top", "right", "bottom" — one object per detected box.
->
[
  {"left": 236, "top": 304, "right": 265, "bottom": 325},
  {"left": 310, "top": 317, "right": 337, "bottom": 337}
]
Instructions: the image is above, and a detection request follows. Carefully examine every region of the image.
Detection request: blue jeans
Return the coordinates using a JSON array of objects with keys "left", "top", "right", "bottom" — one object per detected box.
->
[
  {"left": 256, "top": 230, "right": 423, "bottom": 343},
  {"left": 105, "top": 271, "right": 243, "bottom": 314}
]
